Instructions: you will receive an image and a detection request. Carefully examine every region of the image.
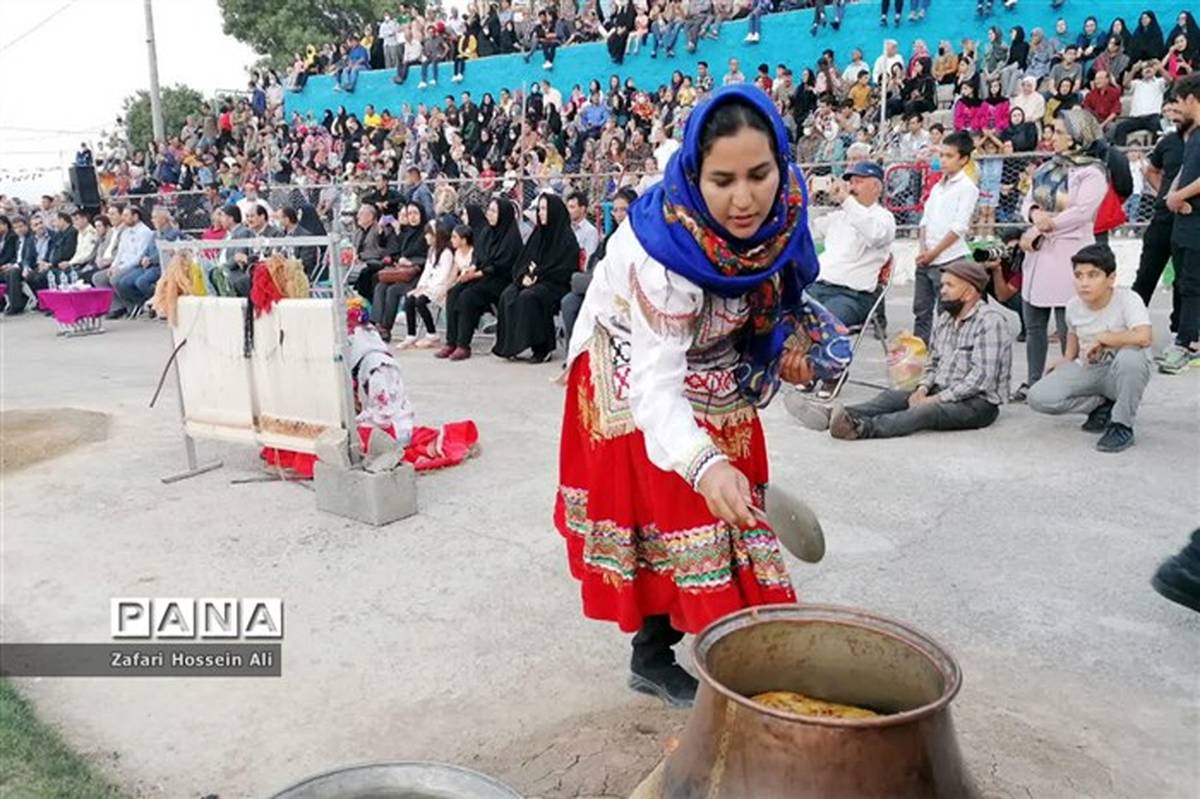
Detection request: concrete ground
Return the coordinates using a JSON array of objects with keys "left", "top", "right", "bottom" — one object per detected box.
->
[{"left": 2, "top": 282, "right": 1198, "bottom": 799}]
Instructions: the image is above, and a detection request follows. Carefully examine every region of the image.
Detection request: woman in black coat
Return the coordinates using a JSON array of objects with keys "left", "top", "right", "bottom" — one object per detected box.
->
[
  {"left": 600, "top": 0, "right": 635, "bottom": 65},
  {"left": 492, "top": 193, "right": 578, "bottom": 362},
  {"left": 1127, "top": 10, "right": 1166, "bottom": 63},
  {"left": 439, "top": 196, "right": 524, "bottom": 360},
  {"left": 481, "top": 5, "right": 502, "bottom": 56}
]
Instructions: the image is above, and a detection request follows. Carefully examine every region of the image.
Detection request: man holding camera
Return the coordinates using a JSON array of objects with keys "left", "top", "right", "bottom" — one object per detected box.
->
[
  {"left": 806, "top": 161, "right": 896, "bottom": 328},
  {"left": 976, "top": 229, "right": 1027, "bottom": 341},
  {"left": 830, "top": 260, "right": 1012, "bottom": 441}
]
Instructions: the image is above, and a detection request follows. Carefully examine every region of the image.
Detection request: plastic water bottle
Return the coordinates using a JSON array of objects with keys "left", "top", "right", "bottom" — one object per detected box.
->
[
  {"left": 68, "top": 268, "right": 79, "bottom": 286},
  {"left": 47, "top": 271, "right": 58, "bottom": 290}
]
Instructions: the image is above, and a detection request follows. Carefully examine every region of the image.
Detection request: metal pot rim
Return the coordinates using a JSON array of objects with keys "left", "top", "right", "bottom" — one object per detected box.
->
[
  {"left": 690, "top": 603, "right": 963, "bottom": 729},
  {"left": 269, "top": 760, "right": 524, "bottom": 799}
]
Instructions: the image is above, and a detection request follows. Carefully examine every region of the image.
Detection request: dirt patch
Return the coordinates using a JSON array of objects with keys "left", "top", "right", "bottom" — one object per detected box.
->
[
  {"left": 470, "top": 701, "right": 686, "bottom": 799},
  {"left": 1, "top": 409, "right": 111, "bottom": 474}
]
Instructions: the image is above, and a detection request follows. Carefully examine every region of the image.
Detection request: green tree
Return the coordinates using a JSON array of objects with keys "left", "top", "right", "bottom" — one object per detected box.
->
[
  {"left": 217, "top": 0, "right": 424, "bottom": 66},
  {"left": 122, "top": 84, "right": 207, "bottom": 151}
]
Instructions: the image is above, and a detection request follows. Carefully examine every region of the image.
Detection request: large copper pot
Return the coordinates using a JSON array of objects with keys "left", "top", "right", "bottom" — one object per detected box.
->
[{"left": 661, "top": 604, "right": 978, "bottom": 799}]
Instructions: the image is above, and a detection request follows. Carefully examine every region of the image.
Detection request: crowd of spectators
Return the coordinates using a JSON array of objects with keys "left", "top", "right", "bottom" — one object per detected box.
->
[
  {"left": 2, "top": 7, "right": 1191, "bottom": 231},
  {"left": 1, "top": 6, "right": 1197, "bottom": 392}
]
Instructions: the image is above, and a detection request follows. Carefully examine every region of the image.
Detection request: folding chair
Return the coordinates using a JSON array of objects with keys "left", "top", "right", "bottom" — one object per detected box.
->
[
  {"left": 818, "top": 254, "right": 894, "bottom": 401},
  {"left": 785, "top": 255, "right": 895, "bottom": 428}
]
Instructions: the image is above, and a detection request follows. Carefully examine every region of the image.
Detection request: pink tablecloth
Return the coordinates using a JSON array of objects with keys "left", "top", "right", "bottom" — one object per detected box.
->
[{"left": 36, "top": 289, "right": 114, "bottom": 324}]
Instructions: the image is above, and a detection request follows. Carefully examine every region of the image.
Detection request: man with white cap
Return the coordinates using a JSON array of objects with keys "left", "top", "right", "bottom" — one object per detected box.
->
[
  {"left": 830, "top": 259, "right": 1012, "bottom": 440},
  {"left": 806, "top": 161, "right": 896, "bottom": 327}
]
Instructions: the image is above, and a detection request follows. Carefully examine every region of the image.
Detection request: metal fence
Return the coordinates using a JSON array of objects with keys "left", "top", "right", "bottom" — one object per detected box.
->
[{"left": 113, "top": 150, "right": 1154, "bottom": 242}]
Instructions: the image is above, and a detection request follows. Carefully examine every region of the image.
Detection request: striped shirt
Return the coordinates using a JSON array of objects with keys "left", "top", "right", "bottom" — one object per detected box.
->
[{"left": 920, "top": 299, "right": 1012, "bottom": 405}]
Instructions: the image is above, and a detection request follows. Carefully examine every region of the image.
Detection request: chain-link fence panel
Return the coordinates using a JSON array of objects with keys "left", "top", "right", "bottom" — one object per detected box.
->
[
  {"left": 112, "top": 149, "right": 1154, "bottom": 244},
  {"left": 799, "top": 150, "right": 1153, "bottom": 239}
]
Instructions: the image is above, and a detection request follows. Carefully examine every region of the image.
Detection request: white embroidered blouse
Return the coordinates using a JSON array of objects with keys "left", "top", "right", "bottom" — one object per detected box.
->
[{"left": 567, "top": 222, "right": 755, "bottom": 490}]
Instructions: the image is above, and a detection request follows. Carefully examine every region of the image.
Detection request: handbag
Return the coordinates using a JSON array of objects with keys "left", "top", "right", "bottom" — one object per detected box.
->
[
  {"left": 377, "top": 264, "right": 421, "bottom": 284},
  {"left": 1093, "top": 183, "right": 1126, "bottom": 235}
]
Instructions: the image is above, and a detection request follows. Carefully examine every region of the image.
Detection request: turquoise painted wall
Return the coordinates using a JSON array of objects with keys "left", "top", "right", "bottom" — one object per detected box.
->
[{"left": 284, "top": 1, "right": 1188, "bottom": 120}]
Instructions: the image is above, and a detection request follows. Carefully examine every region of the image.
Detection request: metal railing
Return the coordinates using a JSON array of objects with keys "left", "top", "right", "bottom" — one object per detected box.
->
[{"left": 108, "top": 151, "right": 1155, "bottom": 242}]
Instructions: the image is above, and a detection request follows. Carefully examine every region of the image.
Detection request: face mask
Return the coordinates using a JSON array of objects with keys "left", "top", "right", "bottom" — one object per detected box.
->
[{"left": 941, "top": 297, "right": 965, "bottom": 316}]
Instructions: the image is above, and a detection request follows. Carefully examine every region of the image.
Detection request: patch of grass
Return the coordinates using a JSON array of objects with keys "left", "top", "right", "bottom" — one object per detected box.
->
[{"left": 0, "top": 678, "right": 126, "bottom": 798}]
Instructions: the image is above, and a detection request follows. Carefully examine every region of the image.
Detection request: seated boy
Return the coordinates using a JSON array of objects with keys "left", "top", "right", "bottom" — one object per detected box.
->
[{"left": 1027, "top": 244, "right": 1153, "bottom": 453}]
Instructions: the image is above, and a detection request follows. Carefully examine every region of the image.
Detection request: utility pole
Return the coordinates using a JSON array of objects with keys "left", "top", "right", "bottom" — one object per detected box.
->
[{"left": 144, "top": 0, "right": 165, "bottom": 144}]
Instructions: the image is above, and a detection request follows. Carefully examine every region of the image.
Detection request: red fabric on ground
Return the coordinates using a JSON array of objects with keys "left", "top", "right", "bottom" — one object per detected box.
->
[
  {"left": 554, "top": 354, "right": 796, "bottom": 636},
  {"left": 261, "top": 421, "right": 479, "bottom": 478}
]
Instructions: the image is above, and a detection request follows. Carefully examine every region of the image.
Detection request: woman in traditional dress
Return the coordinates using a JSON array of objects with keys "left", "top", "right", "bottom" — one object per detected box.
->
[
  {"left": 554, "top": 86, "right": 845, "bottom": 707},
  {"left": 491, "top": 193, "right": 578, "bottom": 363}
]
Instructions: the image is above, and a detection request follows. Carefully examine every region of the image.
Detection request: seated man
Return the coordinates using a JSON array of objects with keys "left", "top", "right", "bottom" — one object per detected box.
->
[
  {"left": 114, "top": 207, "right": 182, "bottom": 310},
  {"left": 561, "top": 188, "right": 635, "bottom": 345},
  {"left": 1027, "top": 244, "right": 1152, "bottom": 453},
  {"left": 830, "top": 260, "right": 1011, "bottom": 440},
  {"left": 806, "top": 161, "right": 896, "bottom": 328}
]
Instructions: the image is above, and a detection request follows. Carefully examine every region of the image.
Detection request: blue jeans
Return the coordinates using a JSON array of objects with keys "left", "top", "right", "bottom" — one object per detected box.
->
[
  {"left": 749, "top": 9, "right": 763, "bottom": 34},
  {"left": 420, "top": 61, "right": 439, "bottom": 83},
  {"left": 652, "top": 21, "right": 680, "bottom": 54},
  {"left": 805, "top": 281, "right": 876, "bottom": 327},
  {"left": 909, "top": 0, "right": 928, "bottom": 13},
  {"left": 812, "top": 0, "right": 846, "bottom": 25},
  {"left": 685, "top": 15, "right": 714, "bottom": 48},
  {"left": 115, "top": 265, "right": 161, "bottom": 306},
  {"left": 337, "top": 66, "right": 360, "bottom": 92}
]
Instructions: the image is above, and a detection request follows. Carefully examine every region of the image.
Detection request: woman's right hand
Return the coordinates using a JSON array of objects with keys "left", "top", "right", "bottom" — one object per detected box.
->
[{"left": 697, "top": 460, "right": 756, "bottom": 530}]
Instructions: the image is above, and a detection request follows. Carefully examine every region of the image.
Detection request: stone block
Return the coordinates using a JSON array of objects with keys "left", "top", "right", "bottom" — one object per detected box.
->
[{"left": 313, "top": 460, "right": 418, "bottom": 526}]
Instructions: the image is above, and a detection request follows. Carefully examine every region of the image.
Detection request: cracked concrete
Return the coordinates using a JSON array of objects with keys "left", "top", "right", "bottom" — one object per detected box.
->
[{"left": 1, "top": 283, "right": 1197, "bottom": 798}]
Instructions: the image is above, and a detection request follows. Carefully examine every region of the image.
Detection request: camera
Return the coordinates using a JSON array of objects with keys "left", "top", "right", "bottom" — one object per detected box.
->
[
  {"left": 972, "top": 230, "right": 1026, "bottom": 272},
  {"left": 972, "top": 241, "right": 1010, "bottom": 264}
]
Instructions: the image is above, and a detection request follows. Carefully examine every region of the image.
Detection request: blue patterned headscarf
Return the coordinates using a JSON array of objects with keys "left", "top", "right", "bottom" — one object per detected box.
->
[{"left": 629, "top": 84, "right": 843, "bottom": 406}]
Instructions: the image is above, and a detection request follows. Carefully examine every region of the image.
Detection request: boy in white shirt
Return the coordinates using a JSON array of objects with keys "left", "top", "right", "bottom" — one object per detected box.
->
[
  {"left": 914, "top": 130, "right": 979, "bottom": 343},
  {"left": 1028, "top": 244, "right": 1153, "bottom": 453}
]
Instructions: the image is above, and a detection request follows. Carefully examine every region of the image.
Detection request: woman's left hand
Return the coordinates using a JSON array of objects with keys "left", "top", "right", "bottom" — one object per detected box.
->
[
  {"left": 780, "top": 349, "right": 814, "bottom": 386},
  {"left": 1031, "top": 209, "right": 1055, "bottom": 232}
]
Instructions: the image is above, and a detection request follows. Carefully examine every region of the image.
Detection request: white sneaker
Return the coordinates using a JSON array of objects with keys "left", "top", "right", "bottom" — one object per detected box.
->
[
  {"left": 744, "top": 33, "right": 755, "bottom": 42},
  {"left": 418, "top": 81, "right": 427, "bottom": 89},
  {"left": 543, "top": 60, "right": 554, "bottom": 69},
  {"left": 416, "top": 334, "right": 441, "bottom": 349},
  {"left": 429, "top": 79, "right": 437, "bottom": 85},
  {"left": 395, "top": 336, "right": 418, "bottom": 350}
]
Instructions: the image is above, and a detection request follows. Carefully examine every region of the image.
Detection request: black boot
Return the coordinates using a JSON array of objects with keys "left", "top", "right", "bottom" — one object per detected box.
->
[
  {"left": 1152, "top": 530, "right": 1200, "bottom": 614},
  {"left": 629, "top": 615, "right": 697, "bottom": 708}
]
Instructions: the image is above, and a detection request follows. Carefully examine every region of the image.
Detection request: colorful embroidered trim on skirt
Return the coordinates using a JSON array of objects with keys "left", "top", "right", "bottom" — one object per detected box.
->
[{"left": 559, "top": 484, "right": 792, "bottom": 593}]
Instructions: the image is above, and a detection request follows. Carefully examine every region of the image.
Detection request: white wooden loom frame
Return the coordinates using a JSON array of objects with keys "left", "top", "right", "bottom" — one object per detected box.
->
[{"left": 156, "top": 235, "right": 359, "bottom": 484}]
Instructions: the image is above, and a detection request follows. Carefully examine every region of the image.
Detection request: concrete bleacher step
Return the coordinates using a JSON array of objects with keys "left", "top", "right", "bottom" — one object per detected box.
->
[{"left": 284, "top": 1, "right": 1194, "bottom": 122}]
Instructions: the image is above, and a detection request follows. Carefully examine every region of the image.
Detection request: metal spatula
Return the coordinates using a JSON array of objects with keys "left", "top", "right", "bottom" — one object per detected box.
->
[{"left": 752, "top": 485, "right": 826, "bottom": 563}]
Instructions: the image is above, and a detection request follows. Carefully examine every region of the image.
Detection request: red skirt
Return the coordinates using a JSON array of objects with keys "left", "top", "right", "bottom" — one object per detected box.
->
[{"left": 553, "top": 353, "right": 796, "bottom": 635}]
